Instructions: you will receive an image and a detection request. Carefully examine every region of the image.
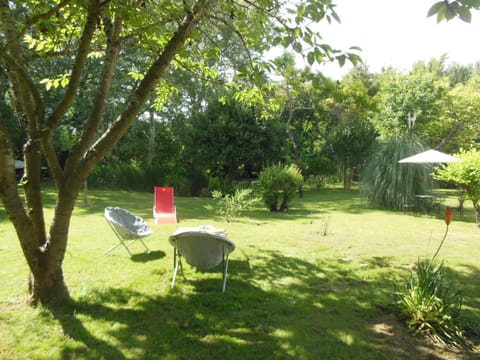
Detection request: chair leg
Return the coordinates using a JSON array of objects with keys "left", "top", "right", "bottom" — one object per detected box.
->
[
  {"left": 171, "top": 248, "right": 183, "bottom": 289},
  {"left": 104, "top": 239, "right": 133, "bottom": 256},
  {"left": 222, "top": 256, "right": 230, "bottom": 293},
  {"left": 171, "top": 258, "right": 179, "bottom": 289},
  {"left": 138, "top": 238, "right": 150, "bottom": 253}
]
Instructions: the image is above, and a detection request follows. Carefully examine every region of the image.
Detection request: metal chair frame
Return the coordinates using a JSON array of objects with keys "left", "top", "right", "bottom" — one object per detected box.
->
[
  {"left": 169, "top": 229, "right": 235, "bottom": 293},
  {"left": 104, "top": 207, "right": 152, "bottom": 256}
]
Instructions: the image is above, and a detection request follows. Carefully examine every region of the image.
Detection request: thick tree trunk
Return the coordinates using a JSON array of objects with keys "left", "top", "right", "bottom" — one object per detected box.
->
[
  {"left": 27, "top": 186, "right": 79, "bottom": 306},
  {"left": 28, "top": 261, "right": 70, "bottom": 307}
]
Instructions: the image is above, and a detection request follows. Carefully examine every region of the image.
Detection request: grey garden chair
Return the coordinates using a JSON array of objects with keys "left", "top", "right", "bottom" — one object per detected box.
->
[
  {"left": 104, "top": 207, "right": 152, "bottom": 256},
  {"left": 168, "top": 226, "right": 236, "bottom": 292}
]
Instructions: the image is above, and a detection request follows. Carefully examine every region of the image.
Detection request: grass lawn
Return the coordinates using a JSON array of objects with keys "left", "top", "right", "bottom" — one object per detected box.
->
[{"left": 0, "top": 185, "right": 479, "bottom": 359}]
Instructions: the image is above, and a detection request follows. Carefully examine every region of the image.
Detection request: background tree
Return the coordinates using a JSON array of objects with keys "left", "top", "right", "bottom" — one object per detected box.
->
[
  {"left": 372, "top": 65, "right": 449, "bottom": 143},
  {"left": 324, "top": 69, "right": 378, "bottom": 190},
  {"left": 434, "top": 148, "right": 480, "bottom": 226},
  {"left": 186, "top": 95, "right": 283, "bottom": 193},
  {"left": 436, "top": 72, "right": 480, "bottom": 151}
]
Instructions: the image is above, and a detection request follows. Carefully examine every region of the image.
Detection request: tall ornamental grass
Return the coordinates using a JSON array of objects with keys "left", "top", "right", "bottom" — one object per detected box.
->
[{"left": 361, "top": 136, "right": 429, "bottom": 210}]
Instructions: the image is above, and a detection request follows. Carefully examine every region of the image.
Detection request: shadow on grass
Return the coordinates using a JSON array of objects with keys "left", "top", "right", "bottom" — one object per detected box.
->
[
  {"left": 131, "top": 250, "right": 166, "bottom": 263},
  {"left": 45, "top": 250, "right": 478, "bottom": 359},
  {"left": 446, "top": 264, "right": 480, "bottom": 342}
]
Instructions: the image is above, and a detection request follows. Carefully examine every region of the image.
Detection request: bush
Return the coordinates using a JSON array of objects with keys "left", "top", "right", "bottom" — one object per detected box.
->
[
  {"left": 394, "top": 259, "right": 463, "bottom": 345},
  {"left": 89, "top": 163, "right": 197, "bottom": 194},
  {"left": 259, "top": 164, "right": 304, "bottom": 212},
  {"left": 210, "top": 188, "right": 257, "bottom": 222},
  {"left": 304, "top": 156, "right": 337, "bottom": 189}
]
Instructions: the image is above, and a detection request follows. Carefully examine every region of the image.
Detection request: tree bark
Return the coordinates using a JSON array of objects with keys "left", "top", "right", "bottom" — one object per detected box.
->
[
  {"left": 146, "top": 109, "right": 156, "bottom": 167},
  {"left": 286, "top": 107, "right": 309, "bottom": 198}
]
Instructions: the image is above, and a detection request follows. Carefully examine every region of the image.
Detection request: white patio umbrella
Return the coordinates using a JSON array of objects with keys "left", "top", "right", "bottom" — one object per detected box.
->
[
  {"left": 398, "top": 149, "right": 458, "bottom": 199},
  {"left": 398, "top": 149, "right": 458, "bottom": 164}
]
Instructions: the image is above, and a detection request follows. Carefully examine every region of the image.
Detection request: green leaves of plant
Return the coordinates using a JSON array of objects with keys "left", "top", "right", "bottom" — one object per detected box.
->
[
  {"left": 395, "top": 259, "right": 464, "bottom": 345},
  {"left": 428, "top": 0, "right": 480, "bottom": 23}
]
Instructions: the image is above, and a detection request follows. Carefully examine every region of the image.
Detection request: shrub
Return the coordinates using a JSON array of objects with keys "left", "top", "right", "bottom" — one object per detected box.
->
[
  {"left": 394, "top": 259, "right": 463, "bottom": 345},
  {"left": 210, "top": 188, "right": 257, "bottom": 222},
  {"left": 259, "top": 164, "right": 304, "bottom": 212},
  {"left": 304, "top": 156, "right": 337, "bottom": 189}
]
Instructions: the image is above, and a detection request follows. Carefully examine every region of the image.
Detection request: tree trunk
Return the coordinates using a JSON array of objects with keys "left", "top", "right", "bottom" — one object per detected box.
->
[
  {"left": 473, "top": 202, "right": 480, "bottom": 228},
  {"left": 286, "top": 108, "right": 304, "bottom": 198},
  {"left": 28, "top": 260, "right": 70, "bottom": 307},
  {"left": 27, "top": 186, "right": 79, "bottom": 306},
  {"left": 146, "top": 109, "right": 156, "bottom": 167}
]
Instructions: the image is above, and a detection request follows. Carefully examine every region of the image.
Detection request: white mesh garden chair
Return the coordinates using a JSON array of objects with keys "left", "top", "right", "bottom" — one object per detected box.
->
[
  {"left": 104, "top": 207, "right": 152, "bottom": 256},
  {"left": 168, "top": 226, "right": 236, "bottom": 292}
]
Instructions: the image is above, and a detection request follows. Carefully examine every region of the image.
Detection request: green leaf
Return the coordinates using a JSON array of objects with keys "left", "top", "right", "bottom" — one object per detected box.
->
[
  {"left": 427, "top": 1, "right": 445, "bottom": 18},
  {"left": 60, "top": 77, "right": 69, "bottom": 88},
  {"left": 456, "top": 5, "right": 472, "bottom": 22},
  {"left": 292, "top": 41, "right": 302, "bottom": 53},
  {"left": 307, "top": 51, "right": 315, "bottom": 66}
]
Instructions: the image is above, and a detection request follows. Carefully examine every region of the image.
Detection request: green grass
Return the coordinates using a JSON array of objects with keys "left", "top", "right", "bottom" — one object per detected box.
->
[{"left": 0, "top": 185, "right": 479, "bottom": 359}]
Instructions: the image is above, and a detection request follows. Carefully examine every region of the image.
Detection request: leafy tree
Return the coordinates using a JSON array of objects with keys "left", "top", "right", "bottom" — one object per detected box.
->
[
  {"left": 187, "top": 96, "right": 284, "bottom": 191},
  {"left": 0, "top": 0, "right": 357, "bottom": 306},
  {"left": 373, "top": 67, "right": 449, "bottom": 142},
  {"left": 271, "top": 54, "right": 314, "bottom": 172},
  {"left": 434, "top": 148, "right": 480, "bottom": 226},
  {"left": 324, "top": 72, "right": 378, "bottom": 190},
  {"left": 435, "top": 73, "right": 480, "bottom": 152}
]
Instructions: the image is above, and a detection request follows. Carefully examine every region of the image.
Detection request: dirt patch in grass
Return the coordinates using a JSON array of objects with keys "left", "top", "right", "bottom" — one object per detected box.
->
[{"left": 371, "top": 313, "right": 479, "bottom": 360}]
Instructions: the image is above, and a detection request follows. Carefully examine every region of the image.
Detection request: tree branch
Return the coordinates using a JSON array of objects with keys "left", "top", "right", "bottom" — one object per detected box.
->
[
  {"left": 435, "top": 115, "right": 465, "bottom": 151},
  {"left": 64, "top": 14, "right": 123, "bottom": 178},
  {"left": 81, "top": 0, "right": 215, "bottom": 179},
  {"left": 45, "top": 0, "right": 102, "bottom": 131}
]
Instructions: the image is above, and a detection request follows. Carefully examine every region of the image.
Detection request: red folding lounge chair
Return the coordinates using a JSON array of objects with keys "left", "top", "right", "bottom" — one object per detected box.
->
[{"left": 153, "top": 186, "right": 177, "bottom": 224}]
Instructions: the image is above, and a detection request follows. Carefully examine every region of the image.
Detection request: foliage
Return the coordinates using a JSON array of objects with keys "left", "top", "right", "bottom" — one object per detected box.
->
[
  {"left": 434, "top": 148, "right": 480, "bottom": 225},
  {"left": 361, "top": 136, "right": 429, "bottom": 210},
  {"left": 440, "top": 75, "right": 480, "bottom": 151},
  {"left": 304, "top": 156, "right": 337, "bottom": 188},
  {"left": 428, "top": 0, "right": 480, "bottom": 23},
  {"left": 186, "top": 97, "right": 284, "bottom": 188},
  {"left": 323, "top": 73, "right": 378, "bottom": 190},
  {"left": 394, "top": 259, "right": 464, "bottom": 345},
  {"left": 394, "top": 206, "right": 464, "bottom": 346},
  {"left": 209, "top": 188, "right": 258, "bottom": 222},
  {"left": 259, "top": 164, "right": 304, "bottom": 212},
  {"left": 373, "top": 67, "right": 449, "bottom": 142}
]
